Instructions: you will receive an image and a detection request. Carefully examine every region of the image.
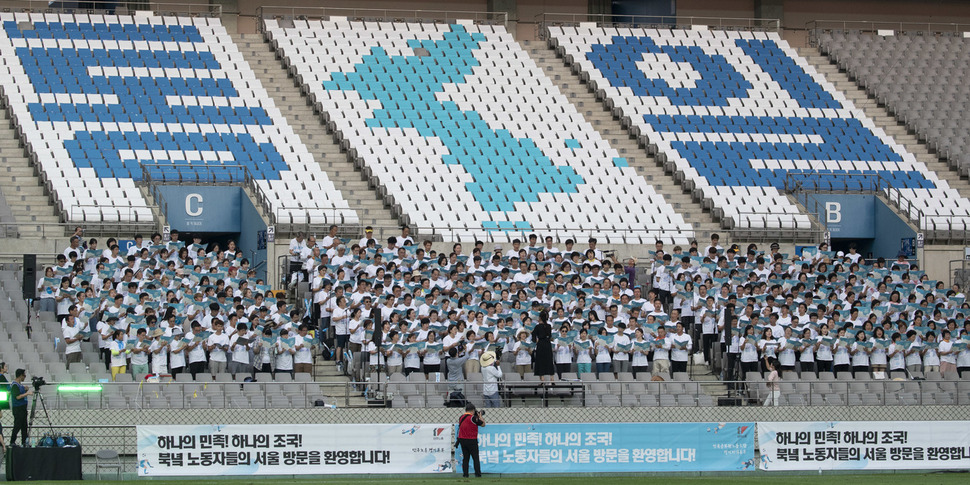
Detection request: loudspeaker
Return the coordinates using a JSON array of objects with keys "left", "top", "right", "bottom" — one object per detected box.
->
[{"left": 22, "top": 254, "right": 36, "bottom": 300}]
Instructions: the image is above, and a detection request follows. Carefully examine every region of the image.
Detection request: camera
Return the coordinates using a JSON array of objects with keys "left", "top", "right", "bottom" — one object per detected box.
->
[
  {"left": 32, "top": 376, "right": 47, "bottom": 391},
  {"left": 478, "top": 410, "right": 485, "bottom": 416}
]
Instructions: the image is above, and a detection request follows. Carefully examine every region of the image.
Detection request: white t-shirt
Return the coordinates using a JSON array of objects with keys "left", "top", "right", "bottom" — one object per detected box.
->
[
  {"left": 332, "top": 307, "right": 349, "bottom": 335},
  {"left": 276, "top": 341, "right": 294, "bottom": 370},
  {"left": 63, "top": 325, "right": 82, "bottom": 355},
  {"left": 294, "top": 334, "right": 313, "bottom": 364},
  {"left": 130, "top": 339, "right": 149, "bottom": 366},
  {"left": 110, "top": 340, "right": 128, "bottom": 367},
  {"left": 348, "top": 319, "right": 364, "bottom": 344},
  {"left": 207, "top": 333, "right": 230, "bottom": 362},
  {"left": 169, "top": 338, "right": 187, "bottom": 369},
  {"left": 230, "top": 333, "right": 251, "bottom": 364},
  {"left": 555, "top": 338, "right": 573, "bottom": 364},
  {"left": 612, "top": 333, "right": 631, "bottom": 362},
  {"left": 670, "top": 333, "right": 692, "bottom": 362},
  {"left": 150, "top": 340, "right": 169, "bottom": 373},
  {"left": 514, "top": 341, "right": 532, "bottom": 365}
]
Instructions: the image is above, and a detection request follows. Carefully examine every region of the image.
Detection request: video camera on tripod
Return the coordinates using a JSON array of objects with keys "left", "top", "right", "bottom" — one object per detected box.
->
[{"left": 31, "top": 376, "right": 46, "bottom": 392}]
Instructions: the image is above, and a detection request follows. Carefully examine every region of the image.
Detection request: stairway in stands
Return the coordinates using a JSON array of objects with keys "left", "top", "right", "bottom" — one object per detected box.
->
[
  {"left": 523, "top": 39, "right": 722, "bottom": 243},
  {"left": 799, "top": 47, "right": 970, "bottom": 200},
  {"left": 0, "top": 108, "right": 63, "bottom": 238},
  {"left": 233, "top": 33, "right": 403, "bottom": 235}
]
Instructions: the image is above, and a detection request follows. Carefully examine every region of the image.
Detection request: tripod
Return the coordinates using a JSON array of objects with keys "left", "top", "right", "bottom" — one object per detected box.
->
[{"left": 28, "top": 391, "right": 55, "bottom": 445}]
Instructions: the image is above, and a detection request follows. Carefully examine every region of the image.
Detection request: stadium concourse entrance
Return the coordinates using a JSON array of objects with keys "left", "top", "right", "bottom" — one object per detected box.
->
[
  {"left": 152, "top": 185, "right": 269, "bottom": 281},
  {"left": 799, "top": 193, "right": 917, "bottom": 260}
]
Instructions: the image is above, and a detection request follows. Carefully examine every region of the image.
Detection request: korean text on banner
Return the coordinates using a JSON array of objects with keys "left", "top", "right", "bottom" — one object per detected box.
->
[
  {"left": 759, "top": 421, "right": 970, "bottom": 471},
  {"left": 459, "top": 422, "right": 754, "bottom": 473},
  {"left": 136, "top": 424, "right": 454, "bottom": 476}
]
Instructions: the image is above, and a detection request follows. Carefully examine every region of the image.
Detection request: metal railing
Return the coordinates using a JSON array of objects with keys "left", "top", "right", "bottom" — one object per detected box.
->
[
  {"left": 783, "top": 171, "right": 970, "bottom": 243},
  {"left": 536, "top": 13, "right": 781, "bottom": 40},
  {"left": 727, "top": 210, "right": 824, "bottom": 245},
  {"left": 807, "top": 19, "right": 970, "bottom": 47},
  {"left": 2, "top": 221, "right": 157, "bottom": 240},
  {"left": 67, "top": 204, "right": 154, "bottom": 226},
  {"left": 0, "top": 1, "right": 220, "bottom": 17},
  {"left": 256, "top": 6, "right": 508, "bottom": 34},
  {"left": 37, "top": 376, "right": 970, "bottom": 409}
]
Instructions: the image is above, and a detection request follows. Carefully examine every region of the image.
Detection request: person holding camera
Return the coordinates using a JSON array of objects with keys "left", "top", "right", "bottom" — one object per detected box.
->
[
  {"left": 480, "top": 351, "right": 503, "bottom": 408},
  {"left": 456, "top": 402, "right": 485, "bottom": 478},
  {"left": 10, "top": 369, "right": 33, "bottom": 447}
]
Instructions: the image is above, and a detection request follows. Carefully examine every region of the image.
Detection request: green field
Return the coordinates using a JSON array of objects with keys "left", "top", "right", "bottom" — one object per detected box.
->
[{"left": 31, "top": 472, "right": 969, "bottom": 485}]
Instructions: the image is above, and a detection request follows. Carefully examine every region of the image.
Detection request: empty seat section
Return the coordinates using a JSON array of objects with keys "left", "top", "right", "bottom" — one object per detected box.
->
[
  {"left": 0, "top": 12, "right": 357, "bottom": 225},
  {"left": 266, "top": 18, "right": 693, "bottom": 244},
  {"left": 550, "top": 26, "right": 970, "bottom": 231}
]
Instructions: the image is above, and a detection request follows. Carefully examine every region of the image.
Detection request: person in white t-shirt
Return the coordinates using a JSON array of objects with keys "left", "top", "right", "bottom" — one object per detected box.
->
[
  {"left": 554, "top": 326, "right": 574, "bottom": 378},
  {"left": 228, "top": 322, "right": 252, "bottom": 377},
  {"left": 669, "top": 322, "right": 693, "bottom": 374},
  {"left": 205, "top": 320, "right": 230, "bottom": 375},
  {"left": 611, "top": 323, "right": 632, "bottom": 375},
  {"left": 129, "top": 327, "right": 151, "bottom": 375},
  {"left": 294, "top": 325, "right": 316, "bottom": 374},
  {"left": 330, "top": 296, "right": 350, "bottom": 366},
  {"left": 149, "top": 329, "right": 169, "bottom": 375},
  {"left": 276, "top": 328, "right": 296, "bottom": 377},
  {"left": 62, "top": 315, "right": 84, "bottom": 365}
]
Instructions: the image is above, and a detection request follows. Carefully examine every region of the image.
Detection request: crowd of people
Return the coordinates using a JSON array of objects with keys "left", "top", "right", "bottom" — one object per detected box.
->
[
  {"left": 38, "top": 226, "right": 970, "bottom": 404},
  {"left": 290, "top": 228, "right": 970, "bottom": 393},
  {"left": 40, "top": 228, "right": 318, "bottom": 381}
]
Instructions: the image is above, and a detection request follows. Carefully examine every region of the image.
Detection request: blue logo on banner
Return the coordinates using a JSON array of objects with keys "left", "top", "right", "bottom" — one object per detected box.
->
[{"left": 456, "top": 422, "right": 754, "bottom": 473}]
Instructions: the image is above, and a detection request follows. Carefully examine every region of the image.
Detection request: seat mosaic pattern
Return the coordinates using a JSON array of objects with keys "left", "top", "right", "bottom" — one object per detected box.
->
[
  {"left": 267, "top": 19, "right": 693, "bottom": 243},
  {"left": 551, "top": 27, "right": 970, "bottom": 230},
  {"left": 0, "top": 12, "right": 356, "bottom": 225}
]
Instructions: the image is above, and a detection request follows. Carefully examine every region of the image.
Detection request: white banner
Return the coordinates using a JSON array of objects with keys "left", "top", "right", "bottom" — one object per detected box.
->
[
  {"left": 759, "top": 421, "right": 970, "bottom": 471},
  {"left": 136, "top": 424, "right": 454, "bottom": 476}
]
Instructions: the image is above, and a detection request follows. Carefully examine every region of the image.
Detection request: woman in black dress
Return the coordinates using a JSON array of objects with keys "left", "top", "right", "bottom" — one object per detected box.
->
[{"left": 532, "top": 310, "right": 556, "bottom": 381}]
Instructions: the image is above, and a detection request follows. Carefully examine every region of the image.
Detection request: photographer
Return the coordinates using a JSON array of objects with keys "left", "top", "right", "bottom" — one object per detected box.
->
[
  {"left": 455, "top": 403, "right": 485, "bottom": 478},
  {"left": 10, "top": 369, "right": 33, "bottom": 447},
  {"left": 480, "top": 351, "right": 503, "bottom": 408}
]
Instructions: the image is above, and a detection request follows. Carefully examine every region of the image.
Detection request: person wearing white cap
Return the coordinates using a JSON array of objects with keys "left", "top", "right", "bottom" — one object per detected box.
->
[{"left": 480, "top": 351, "right": 503, "bottom": 408}]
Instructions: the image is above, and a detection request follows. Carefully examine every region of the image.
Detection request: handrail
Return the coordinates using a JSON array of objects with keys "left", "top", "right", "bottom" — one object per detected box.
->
[
  {"left": 67, "top": 204, "right": 154, "bottom": 225},
  {"left": 256, "top": 6, "right": 508, "bottom": 34},
  {"left": 806, "top": 19, "right": 970, "bottom": 47},
  {"left": 784, "top": 171, "right": 970, "bottom": 241},
  {"left": 535, "top": 13, "right": 781, "bottom": 40},
  {"left": 38, "top": 376, "right": 965, "bottom": 409},
  {"left": 0, "top": 0, "right": 221, "bottom": 17}
]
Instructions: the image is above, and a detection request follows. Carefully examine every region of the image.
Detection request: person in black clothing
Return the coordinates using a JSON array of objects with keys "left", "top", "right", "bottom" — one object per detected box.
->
[
  {"left": 10, "top": 369, "right": 33, "bottom": 447},
  {"left": 531, "top": 310, "right": 555, "bottom": 381},
  {"left": 0, "top": 362, "right": 6, "bottom": 453}
]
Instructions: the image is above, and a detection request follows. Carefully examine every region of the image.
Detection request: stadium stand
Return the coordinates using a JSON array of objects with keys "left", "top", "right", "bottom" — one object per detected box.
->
[
  {"left": 0, "top": 12, "right": 357, "bottom": 226},
  {"left": 548, "top": 26, "right": 970, "bottom": 232},
  {"left": 818, "top": 31, "right": 970, "bottom": 176},
  {"left": 264, "top": 19, "right": 693, "bottom": 244},
  {"left": 3, "top": 224, "right": 969, "bottom": 409},
  {"left": 0, "top": 12, "right": 968, "bottom": 412}
]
